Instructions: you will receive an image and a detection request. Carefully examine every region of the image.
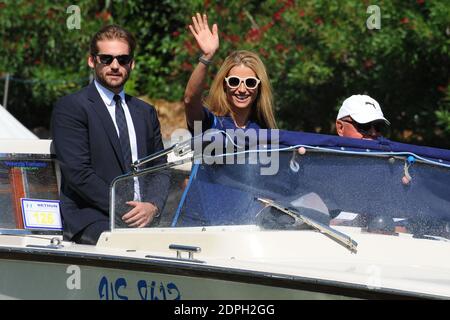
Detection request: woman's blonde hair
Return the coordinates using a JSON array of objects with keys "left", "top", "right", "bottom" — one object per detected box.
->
[{"left": 205, "top": 50, "right": 277, "bottom": 129}]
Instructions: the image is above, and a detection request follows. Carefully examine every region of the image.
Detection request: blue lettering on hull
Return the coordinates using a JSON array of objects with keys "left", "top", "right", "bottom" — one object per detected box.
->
[{"left": 98, "top": 276, "right": 181, "bottom": 300}]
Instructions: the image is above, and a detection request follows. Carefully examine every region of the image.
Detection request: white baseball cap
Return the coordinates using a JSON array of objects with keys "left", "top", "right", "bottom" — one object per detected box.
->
[{"left": 337, "top": 94, "right": 390, "bottom": 125}]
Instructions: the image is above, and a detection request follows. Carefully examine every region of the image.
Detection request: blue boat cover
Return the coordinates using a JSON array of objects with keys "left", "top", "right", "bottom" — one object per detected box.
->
[{"left": 278, "top": 130, "right": 450, "bottom": 165}]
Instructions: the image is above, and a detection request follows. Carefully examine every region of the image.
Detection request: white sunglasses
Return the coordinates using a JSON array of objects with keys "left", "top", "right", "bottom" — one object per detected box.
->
[{"left": 224, "top": 76, "right": 261, "bottom": 90}]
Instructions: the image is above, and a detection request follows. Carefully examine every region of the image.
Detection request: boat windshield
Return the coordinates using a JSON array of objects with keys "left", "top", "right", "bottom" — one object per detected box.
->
[
  {"left": 110, "top": 134, "right": 450, "bottom": 242},
  {"left": 0, "top": 148, "right": 60, "bottom": 233}
]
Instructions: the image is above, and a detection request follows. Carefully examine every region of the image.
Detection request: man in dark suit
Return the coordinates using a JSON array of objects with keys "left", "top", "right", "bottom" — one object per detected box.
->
[{"left": 51, "top": 25, "right": 170, "bottom": 245}]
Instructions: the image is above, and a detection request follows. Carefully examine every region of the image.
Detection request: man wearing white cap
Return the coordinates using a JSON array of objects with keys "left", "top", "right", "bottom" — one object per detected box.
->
[{"left": 336, "top": 94, "right": 390, "bottom": 140}]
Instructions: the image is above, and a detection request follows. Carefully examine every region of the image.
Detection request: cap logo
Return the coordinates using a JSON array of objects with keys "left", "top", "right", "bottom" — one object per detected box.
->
[{"left": 365, "top": 101, "right": 376, "bottom": 109}]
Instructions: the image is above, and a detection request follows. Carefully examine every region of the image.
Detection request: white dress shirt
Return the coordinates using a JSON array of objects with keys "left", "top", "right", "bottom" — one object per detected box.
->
[{"left": 94, "top": 80, "right": 141, "bottom": 201}]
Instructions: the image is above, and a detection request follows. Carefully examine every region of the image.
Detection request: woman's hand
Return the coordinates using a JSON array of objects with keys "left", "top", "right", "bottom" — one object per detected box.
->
[
  {"left": 184, "top": 13, "right": 218, "bottom": 127},
  {"left": 188, "top": 13, "right": 219, "bottom": 60}
]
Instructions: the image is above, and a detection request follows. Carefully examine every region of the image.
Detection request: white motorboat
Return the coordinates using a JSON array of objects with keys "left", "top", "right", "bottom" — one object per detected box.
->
[{"left": 0, "top": 131, "right": 449, "bottom": 300}]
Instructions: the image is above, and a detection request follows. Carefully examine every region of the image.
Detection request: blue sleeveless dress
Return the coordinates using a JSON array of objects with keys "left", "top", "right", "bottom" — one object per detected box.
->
[
  {"left": 173, "top": 108, "right": 265, "bottom": 226},
  {"left": 188, "top": 106, "right": 262, "bottom": 132}
]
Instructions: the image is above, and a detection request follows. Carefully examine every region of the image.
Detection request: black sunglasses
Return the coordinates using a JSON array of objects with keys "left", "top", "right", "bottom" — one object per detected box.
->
[
  {"left": 94, "top": 54, "right": 133, "bottom": 66},
  {"left": 341, "top": 119, "right": 387, "bottom": 134}
]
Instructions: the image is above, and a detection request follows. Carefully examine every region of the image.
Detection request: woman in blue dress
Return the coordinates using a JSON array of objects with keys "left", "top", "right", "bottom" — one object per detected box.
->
[{"left": 184, "top": 13, "right": 277, "bottom": 133}]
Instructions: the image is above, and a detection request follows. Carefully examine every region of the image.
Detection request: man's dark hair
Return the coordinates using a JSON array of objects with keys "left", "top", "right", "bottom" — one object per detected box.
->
[{"left": 89, "top": 25, "right": 136, "bottom": 57}]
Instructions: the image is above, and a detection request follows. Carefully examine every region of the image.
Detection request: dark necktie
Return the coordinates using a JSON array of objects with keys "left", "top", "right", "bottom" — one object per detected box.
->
[{"left": 113, "top": 95, "right": 132, "bottom": 172}]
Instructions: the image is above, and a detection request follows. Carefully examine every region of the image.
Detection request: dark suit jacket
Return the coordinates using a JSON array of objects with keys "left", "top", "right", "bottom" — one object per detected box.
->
[{"left": 51, "top": 82, "right": 169, "bottom": 240}]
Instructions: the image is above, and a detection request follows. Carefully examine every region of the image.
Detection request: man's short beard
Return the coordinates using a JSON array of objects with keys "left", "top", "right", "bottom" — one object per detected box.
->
[{"left": 95, "top": 72, "right": 129, "bottom": 90}]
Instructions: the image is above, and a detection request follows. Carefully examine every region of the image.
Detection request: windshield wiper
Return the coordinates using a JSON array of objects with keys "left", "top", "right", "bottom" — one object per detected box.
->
[{"left": 257, "top": 197, "right": 358, "bottom": 254}]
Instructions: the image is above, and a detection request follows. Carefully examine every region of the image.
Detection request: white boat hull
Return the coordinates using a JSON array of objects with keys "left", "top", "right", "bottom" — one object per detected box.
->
[
  {"left": 1, "top": 226, "right": 447, "bottom": 300},
  {"left": 0, "top": 254, "right": 355, "bottom": 300}
]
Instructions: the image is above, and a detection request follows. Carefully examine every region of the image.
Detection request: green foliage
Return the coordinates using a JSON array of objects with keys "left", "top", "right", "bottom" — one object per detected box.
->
[
  {"left": 0, "top": 0, "right": 105, "bottom": 128},
  {"left": 110, "top": 0, "right": 199, "bottom": 100},
  {"left": 0, "top": 0, "right": 449, "bottom": 148},
  {"left": 436, "top": 85, "right": 450, "bottom": 133}
]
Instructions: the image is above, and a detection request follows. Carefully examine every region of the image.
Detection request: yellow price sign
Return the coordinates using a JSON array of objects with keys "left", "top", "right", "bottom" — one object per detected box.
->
[{"left": 32, "top": 212, "right": 56, "bottom": 225}]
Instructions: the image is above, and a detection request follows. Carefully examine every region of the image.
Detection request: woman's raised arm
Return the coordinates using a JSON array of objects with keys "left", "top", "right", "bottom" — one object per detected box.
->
[{"left": 183, "top": 13, "right": 219, "bottom": 129}]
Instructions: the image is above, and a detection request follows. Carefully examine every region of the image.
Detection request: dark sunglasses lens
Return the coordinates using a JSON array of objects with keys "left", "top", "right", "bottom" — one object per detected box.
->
[
  {"left": 97, "top": 55, "right": 132, "bottom": 65},
  {"left": 373, "top": 123, "right": 382, "bottom": 132},
  {"left": 358, "top": 123, "right": 372, "bottom": 132},
  {"left": 117, "top": 55, "right": 132, "bottom": 65},
  {"left": 357, "top": 121, "right": 386, "bottom": 133},
  {"left": 374, "top": 122, "right": 387, "bottom": 133},
  {"left": 98, "top": 55, "right": 113, "bottom": 64},
  {"left": 228, "top": 77, "right": 241, "bottom": 87},
  {"left": 245, "top": 78, "right": 258, "bottom": 88}
]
